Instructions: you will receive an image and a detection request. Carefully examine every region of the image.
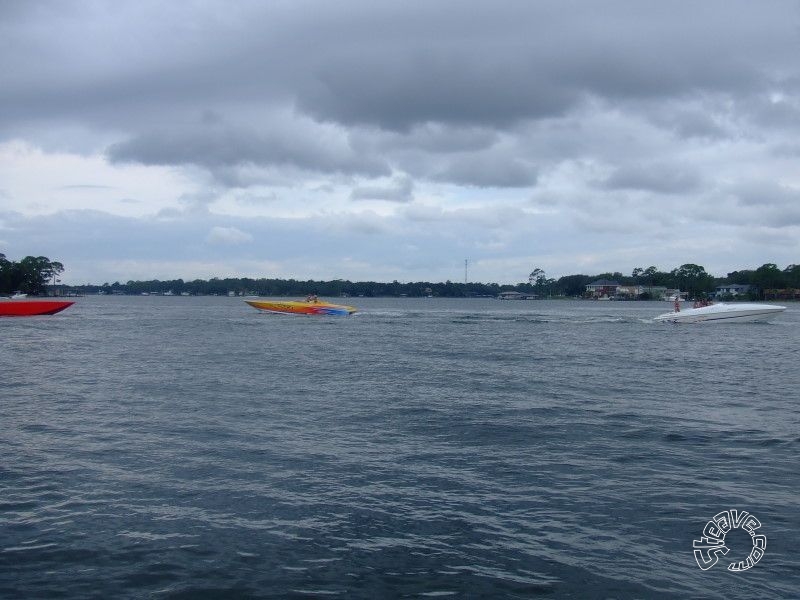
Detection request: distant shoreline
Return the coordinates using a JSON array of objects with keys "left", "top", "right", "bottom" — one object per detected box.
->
[
  {"left": 47, "top": 267, "right": 800, "bottom": 302},
  {"left": 11, "top": 261, "right": 796, "bottom": 301}
]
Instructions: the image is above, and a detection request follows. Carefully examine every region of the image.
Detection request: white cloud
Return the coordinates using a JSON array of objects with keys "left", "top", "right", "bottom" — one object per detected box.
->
[{"left": 0, "top": 140, "right": 192, "bottom": 217}]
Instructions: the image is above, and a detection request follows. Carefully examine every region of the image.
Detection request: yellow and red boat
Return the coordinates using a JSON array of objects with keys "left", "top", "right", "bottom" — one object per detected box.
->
[
  {"left": 0, "top": 299, "right": 75, "bottom": 317},
  {"left": 245, "top": 298, "right": 357, "bottom": 316}
]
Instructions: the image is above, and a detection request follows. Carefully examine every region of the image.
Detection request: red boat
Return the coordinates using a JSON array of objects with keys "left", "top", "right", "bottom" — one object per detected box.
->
[{"left": 0, "top": 299, "right": 75, "bottom": 317}]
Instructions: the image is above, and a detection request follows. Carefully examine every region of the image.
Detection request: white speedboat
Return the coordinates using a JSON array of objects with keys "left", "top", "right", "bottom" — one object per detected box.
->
[{"left": 654, "top": 302, "right": 786, "bottom": 323}]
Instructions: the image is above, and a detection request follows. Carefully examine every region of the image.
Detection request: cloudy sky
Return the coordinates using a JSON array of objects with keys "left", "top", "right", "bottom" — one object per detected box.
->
[{"left": 2, "top": 0, "right": 800, "bottom": 285}]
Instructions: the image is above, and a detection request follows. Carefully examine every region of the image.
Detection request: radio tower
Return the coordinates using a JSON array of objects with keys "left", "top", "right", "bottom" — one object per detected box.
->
[{"left": 464, "top": 259, "right": 469, "bottom": 284}]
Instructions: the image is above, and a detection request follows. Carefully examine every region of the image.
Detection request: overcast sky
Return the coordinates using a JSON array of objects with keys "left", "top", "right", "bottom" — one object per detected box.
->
[{"left": 2, "top": 0, "right": 800, "bottom": 285}]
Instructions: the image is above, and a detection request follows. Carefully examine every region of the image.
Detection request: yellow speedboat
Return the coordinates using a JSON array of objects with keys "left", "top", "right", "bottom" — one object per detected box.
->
[{"left": 245, "top": 298, "right": 357, "bottom": 316}]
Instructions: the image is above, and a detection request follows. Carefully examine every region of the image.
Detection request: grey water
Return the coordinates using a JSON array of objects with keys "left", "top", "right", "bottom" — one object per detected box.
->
[{"left": 2, "top": 297, "right": 798, "bottom": 599}]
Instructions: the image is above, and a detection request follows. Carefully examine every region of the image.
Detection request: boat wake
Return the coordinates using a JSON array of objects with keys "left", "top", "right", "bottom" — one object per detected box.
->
[{"left": 361, "top": 310, "right": 648, "bottom": 326}]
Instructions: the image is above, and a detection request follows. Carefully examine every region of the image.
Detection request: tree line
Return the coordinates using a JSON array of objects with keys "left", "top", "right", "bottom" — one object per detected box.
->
[
  {"left": 67, "top": 262, "right": 800, "bottom": 300},
  {"left": 90, "top": 277, "right": 510, "bottom": 298},
  {"left": 0, "top": 254, "right": 64, "bottom": 295},
  {"left": 4, "top": 254, "right": 799, "bottom": 299}
]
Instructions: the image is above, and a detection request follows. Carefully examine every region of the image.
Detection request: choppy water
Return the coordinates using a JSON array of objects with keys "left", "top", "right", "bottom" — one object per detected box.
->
[{"left": 2, "top": 297, "right": 799, "bottom": 599}]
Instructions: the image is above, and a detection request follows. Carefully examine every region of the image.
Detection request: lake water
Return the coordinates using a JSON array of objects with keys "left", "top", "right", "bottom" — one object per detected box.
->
[{"left": 2, "top": 297, "right": 798, "bottom": 598}]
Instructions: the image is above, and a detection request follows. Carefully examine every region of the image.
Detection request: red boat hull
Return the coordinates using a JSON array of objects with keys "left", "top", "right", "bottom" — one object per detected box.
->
[{"left": 0, "top": 300, "right": 75, "bottom": 317}]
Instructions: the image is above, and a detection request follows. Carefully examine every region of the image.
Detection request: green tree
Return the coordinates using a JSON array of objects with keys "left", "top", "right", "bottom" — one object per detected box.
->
[
  {"left": 528, "top": 268, "right": 544, "bottom": 285},
  {"left": 0, "top": 253, "right": 11, "bottom": 292},
  {"left": 643, "top": 266, "right": 661, "bottom": 285},
  {"left": 725, "top": 269, "right": 755, "bottom": 285},
  {"left": 1, "top": 256, "right": 63, "bottom": 295},
  {"left": 751, "top": 263, "right": 786, "bottom": 297},
  {"left": 783, "top": 264, "right": 800, "bottom": 288},
  {"left": 670, "top": 263, "right": 715, "bottom": 299},
  {"left": 554, "top": 274, "right": 592, "bottom": 297}
]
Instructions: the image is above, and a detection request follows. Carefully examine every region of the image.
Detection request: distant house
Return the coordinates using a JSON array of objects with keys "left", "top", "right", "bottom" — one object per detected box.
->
[
  {"left": 663, "top": 289, "right": 687, "bottom": 301},
  {"left": 585, "top": 279, "right": 620, "bottom": 298},
  {"left": 641, "top": 286, "right": 667, "bottom": 299},
  {"left": 615, "top": 285, "right": 644, "bottom": 299},
  {"left": 715, "top": 284, "right": 750, "bottom": 298},
  {"left": 764, "top": 288, "right": 800, "bottom": 300},
  {"left": 498, "top": 291, "right": 537, "bottom": 300}
]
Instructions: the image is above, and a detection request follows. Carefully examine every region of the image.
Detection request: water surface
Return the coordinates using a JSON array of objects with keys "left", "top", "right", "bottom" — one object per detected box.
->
[{"left": 2, "top": 297, "right": 798, "bottom": 598}]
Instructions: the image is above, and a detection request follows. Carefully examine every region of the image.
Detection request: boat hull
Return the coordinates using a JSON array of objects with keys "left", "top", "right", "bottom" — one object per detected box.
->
[
  {"left": 654, "top": 303, "right": 786, "bottom": 323},
  {"left": 0, "top": 300, "right": 75, "bottom": 317},
  {"left": 245, "top": 299, "right": 357, "bottom": 316}
]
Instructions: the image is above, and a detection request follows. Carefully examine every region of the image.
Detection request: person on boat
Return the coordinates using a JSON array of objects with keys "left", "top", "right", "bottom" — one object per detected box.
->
[{"left": 306, "top": 294, "right": 319, "bottom": 303}]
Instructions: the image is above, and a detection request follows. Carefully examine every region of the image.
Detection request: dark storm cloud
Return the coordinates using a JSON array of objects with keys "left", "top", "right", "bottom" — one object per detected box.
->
[
  {"left": 4, "top": 1, "right": 798, "bottom": 136},
  {"left": 734, "top": 180, "right": 799, "bottom": 208},
  {"left": 433, "top": 154, "right": 538, "bottom": 188},
  {"left": 3, "top": 0, "right": 800, "bottom": 222},
  {"left": 361, "top": 124, "right": 500, "bottom": 155},
  {"left": 289, "top": 1, "right": 794, "bottom": 130},
  {"left": 600, "top": 163, "right": 703, "bottom": 195},
  {"left": 741, "top": 95, "right": 800, "bottom": 132},
  {"left": 350, "top": 176, "right": 414, "bottom": 202},
  {"left": 649, "top": 106, "right": 731, "bottom": 140},
  {"left": 730, "top": 181, "right": 800, "bottom": 226},
  {"left": 297, "top": 53, "right": 574, "bottom": 131},
  {"left": 107, "top": 124, "right": 389, "bottom": 178}
]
